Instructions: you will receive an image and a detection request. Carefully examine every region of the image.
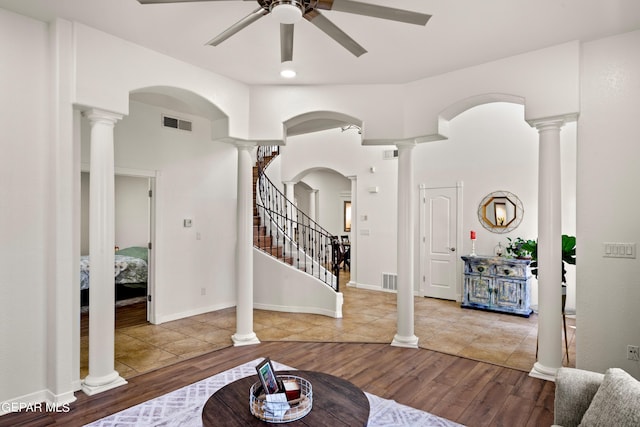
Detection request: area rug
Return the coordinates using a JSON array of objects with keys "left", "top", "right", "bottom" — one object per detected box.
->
[{"left": 84, "top": 359, "right": 463, "bottom": 427}]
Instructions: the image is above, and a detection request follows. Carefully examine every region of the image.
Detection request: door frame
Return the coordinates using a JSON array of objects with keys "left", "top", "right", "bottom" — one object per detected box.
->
[
  {"left": 79, "top": 164, "right": 158, "bottom": 322},
  {"left": 114, "top": 167, "right": 157, "bottom": 324},
  {"left": 418, "top": 182, "right": 464, "bottom": 301}
]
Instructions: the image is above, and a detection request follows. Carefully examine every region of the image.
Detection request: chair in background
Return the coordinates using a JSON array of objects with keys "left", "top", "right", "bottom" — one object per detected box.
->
[
  {"left": 331, "top": 236, "right": 350, "bottom": 272},
  {"left": 341, "top": 235, "right": 350, "bottom": 271}
]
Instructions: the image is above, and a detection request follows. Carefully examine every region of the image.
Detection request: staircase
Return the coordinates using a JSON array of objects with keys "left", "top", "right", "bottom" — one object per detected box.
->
[
  {"left": 252, "top": 158, "right": 293, "bottom": 266},
  {"left": 252, "top": 146, "right": 341, "bottom": 291}
]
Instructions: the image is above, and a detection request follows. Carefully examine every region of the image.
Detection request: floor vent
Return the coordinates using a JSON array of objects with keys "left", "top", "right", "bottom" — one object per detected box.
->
[
  {"left": 383, "top": 149, "right": 399, "bottom": 160},
  {"left": 162, "top": 114, "right": 192, "bottom": 132},
  {"left": 382, "top": 272, "right": 398, "bottom": 291}
]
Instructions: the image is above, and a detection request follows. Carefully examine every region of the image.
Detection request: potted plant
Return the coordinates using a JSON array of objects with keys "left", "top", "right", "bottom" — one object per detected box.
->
[
  {"left": 520, "top": 235, "right": 576, "bottom": 284},
  {"left": 505, "top": 237, "right": 535, "bottom": 259}
]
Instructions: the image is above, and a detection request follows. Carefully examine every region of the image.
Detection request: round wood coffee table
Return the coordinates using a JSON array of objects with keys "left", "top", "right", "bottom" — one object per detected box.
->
[{"left": 202, "top": 370, "right": 369, "bottom": 426}]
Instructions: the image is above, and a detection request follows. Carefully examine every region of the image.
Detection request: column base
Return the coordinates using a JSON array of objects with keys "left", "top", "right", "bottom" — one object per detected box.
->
[
  {"left": 81, "top": 371, "right": 127, "bottom": 396},
  {"left": 529, "top": 362, "right": 559, "bottom": 382},
  {"left": 232, "top": 331, "right": 261, "bottom": 347},
  {"left": 391, "top": 334, "right": 419, "bottom": 349}
]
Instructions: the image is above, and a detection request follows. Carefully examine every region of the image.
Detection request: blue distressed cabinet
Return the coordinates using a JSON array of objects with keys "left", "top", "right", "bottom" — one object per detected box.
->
[{"left": 461, "top": 255, "right": 533, "bottom": 317}]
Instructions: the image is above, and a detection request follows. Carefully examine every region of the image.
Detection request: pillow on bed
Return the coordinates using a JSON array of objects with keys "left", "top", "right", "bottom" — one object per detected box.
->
[{"left": 115, "top": 246, "right": 148, "bottom": 262}]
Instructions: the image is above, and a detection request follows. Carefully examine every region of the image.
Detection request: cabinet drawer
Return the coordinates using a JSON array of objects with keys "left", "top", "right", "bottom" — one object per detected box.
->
[
  {"left": 467, "top": 263, "right": 493, "bottom": 275},
  {"left": 494, "top": 264, "right": 527, "bottom": 278}
]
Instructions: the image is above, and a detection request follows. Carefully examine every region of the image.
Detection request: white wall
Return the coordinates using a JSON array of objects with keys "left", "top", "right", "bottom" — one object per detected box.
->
[
  {"left": 73, "top": 22, "right": 250, "bottom": 138},
  {"left": 80, "top": 174, "right": 149, "bottom": 254},
  {"left": 0, "top": 7, "right": 49, "bottom": 405},
  {"left": 293, "top": 182, "right": 311, "bottom": 218},
  {"left": 403, "top": 41, "right": 581, "bottom": 140},
  {"left": 577, "top": 29, "right": 640, "bottom": 377},
  {"left": 414, "top": 102, "right": 577, "bottom": 309},
  {"left": 114, "top": 176, "right": 149, "bottom": 250},
  {"left": 81, "top": 100, "right": 239, "bottom": 323},
  {"left": 254, "top": 251, "right": 343, "bottom": 318},
  {"left": 1, "top": 3, "right": 636, "bottom": 407},
  {"left": 249, "top": 42, "right": 580, "bottom": 142},
  {"left": 280, "top": 105, "right": 577, "bottom": 308},
  {"left": 300, "top": 170, "right": 350, "bottom": 237},
  {"left": 281, "top": 129, "right": 399, "bottom": 288}
]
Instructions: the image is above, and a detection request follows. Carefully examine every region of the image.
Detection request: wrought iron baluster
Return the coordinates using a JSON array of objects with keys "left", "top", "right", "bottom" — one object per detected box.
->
[{"left": 254, "top": 145, "right": 337, "bottom": 290}]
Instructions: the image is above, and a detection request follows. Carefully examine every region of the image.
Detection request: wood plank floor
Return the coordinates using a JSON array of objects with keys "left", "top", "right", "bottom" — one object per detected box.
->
[{"left": 0, "top": 341, "right": 555, "bottom": 427}]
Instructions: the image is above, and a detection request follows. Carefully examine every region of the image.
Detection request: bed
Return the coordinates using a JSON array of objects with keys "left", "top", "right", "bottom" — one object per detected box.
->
[{"left": 80, "top": 246, "right": 148, "bottom": 305}]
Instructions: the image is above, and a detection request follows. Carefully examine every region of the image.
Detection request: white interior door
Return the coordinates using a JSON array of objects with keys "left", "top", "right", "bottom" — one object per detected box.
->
[{"left": 420, "top": 186, "right": 459, "bottom": 300}]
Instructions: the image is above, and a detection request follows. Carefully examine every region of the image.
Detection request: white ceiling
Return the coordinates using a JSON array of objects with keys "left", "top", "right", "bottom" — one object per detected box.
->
[{"left": 1, "top": 0, "right": 640, "bottom": 86}]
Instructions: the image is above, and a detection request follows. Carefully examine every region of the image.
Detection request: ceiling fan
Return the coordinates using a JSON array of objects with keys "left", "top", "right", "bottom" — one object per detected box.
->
[{"left": 136, "top": 0, "right": 431, "bottom": 62}]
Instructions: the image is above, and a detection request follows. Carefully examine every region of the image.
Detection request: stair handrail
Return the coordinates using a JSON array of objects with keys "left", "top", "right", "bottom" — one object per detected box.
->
[{"left": 255, "top": 145, "right": 341, "bottom": 291}]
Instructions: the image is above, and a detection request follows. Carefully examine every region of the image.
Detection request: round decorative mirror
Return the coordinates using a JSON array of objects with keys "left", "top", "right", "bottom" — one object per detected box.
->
[{"left": 477, "top": 190, "right": 524, "bottom": 234}]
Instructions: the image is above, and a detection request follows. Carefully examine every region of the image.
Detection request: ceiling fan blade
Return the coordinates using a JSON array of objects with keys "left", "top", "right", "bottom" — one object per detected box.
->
[
  {"left": 280, "top": 24, "right": 294, "bottom": 62},
  {"left": 138, "top": 0, "right": 250, "bottom": 4},
  {"left": 320, "top": 0, "right": 431, "bottom": 26},
  {"left": 305, "top": 10, "right": 367, "bottom": 57},
  {"left": 206, "top": 7, "right": 269, "bottom": 46}
]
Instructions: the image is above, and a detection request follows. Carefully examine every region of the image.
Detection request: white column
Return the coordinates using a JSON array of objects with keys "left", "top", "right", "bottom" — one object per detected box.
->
[
  {"left": 530, "top": 118, "right": 565, "bottom": 381},
  {"left": 81, "top": 109, "right": 127, "bottom": 395},
  {"left": 309, "top": 189, "right": 318, "bottom": 223},
  {"left": 232, "top": 141, "right": 260, "bottom": 346},
  {"left": 347, "top": 176, "right": 357, "bottom": 287},
  {"left": 392, "top": 142, "right": 419, "bottom": 348}
]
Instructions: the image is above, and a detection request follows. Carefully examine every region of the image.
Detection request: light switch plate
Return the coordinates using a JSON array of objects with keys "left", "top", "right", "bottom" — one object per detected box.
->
[{"left": 603, "top": 242, "right": 636, "bottom": 258}]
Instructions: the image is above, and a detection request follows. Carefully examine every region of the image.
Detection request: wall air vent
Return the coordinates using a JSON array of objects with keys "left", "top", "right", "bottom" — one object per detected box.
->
[
  {"left": 382, "top": 272, "right": 398, "bottom": 291},
  {"left": 162, "top": 114, "right": 192, "bottom": 132},
  {"left": 383, "top": 149, "right": 399, "bottom": 160}
]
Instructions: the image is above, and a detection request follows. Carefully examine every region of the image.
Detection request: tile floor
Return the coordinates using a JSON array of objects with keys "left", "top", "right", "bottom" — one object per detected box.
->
[{"left": 81, "top": 271, "right": 576, "bottom": 379}]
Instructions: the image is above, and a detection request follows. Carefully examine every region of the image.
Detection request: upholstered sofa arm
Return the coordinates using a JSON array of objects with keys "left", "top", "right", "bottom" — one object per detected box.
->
[{"left": 554, "top": 367, "right": 604, "bottom": 427}]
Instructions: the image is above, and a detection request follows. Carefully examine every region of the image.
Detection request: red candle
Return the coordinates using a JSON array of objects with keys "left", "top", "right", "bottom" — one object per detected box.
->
[{"left": 470, "top": 230, "right": 476, "bottom": 240}]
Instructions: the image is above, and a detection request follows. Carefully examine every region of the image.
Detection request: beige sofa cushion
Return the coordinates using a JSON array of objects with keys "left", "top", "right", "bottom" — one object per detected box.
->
[{"left": 579, "top": 368, "right": 640, "bottom": 427}]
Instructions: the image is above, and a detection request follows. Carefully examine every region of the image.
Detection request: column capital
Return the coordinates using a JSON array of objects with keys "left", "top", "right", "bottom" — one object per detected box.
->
[
  {"left": 235, "top": 140, "right": 258, "bottom": 150},
  {"left": 396, "top": 140, "right": 418, "bottom": 150},
  {"left": 527, "top": 113, "right": 578, "bottom": 131},
  {"left": 218, "top": 137, "right": 258, "bottom": 150},
  {"left": 82, "top": 108, "right": 123, "bottom": 126}
]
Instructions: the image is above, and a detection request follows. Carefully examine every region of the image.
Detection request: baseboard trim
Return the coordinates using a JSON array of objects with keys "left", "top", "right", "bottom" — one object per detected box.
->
[{"left": 253, "top": 302, "right": 342, "bottom": 319}]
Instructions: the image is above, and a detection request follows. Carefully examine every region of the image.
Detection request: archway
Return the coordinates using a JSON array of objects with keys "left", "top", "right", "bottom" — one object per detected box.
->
[
  {"left": 428, "top": 94, "right": 576, "bottom": 379},
  {"left": 78, "top": 85, "right": 233, "bottom": 394}
]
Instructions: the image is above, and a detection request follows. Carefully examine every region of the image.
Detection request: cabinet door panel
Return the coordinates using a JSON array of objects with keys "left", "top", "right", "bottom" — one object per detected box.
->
[
  {"left": 466, "top": 276, "right": 492, "bottom": 305},
  {"left": 494, "top": 278, "right": 521, "bottom": 308}
]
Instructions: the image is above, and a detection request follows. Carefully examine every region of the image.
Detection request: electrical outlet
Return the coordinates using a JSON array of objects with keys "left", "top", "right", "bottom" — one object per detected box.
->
[{"left": 627, "top": 345, "right": 640, "bottom": 361}]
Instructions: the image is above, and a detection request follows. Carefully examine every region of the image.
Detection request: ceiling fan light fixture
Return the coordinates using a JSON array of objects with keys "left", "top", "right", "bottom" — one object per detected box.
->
[
  {"left": 280, "top": 61, "right": 297, "bottom": 78},
  {"left": 270, "top": 1, "right": 304, "bottom": 24}
]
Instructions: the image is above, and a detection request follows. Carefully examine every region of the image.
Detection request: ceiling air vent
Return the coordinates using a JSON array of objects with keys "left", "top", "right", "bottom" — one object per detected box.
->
[
  {"left": 162, "top": 114, "right": 192, "bottom": 132},
  {"left": 383, "top": 149, "right": 399, "bottom": 160}
]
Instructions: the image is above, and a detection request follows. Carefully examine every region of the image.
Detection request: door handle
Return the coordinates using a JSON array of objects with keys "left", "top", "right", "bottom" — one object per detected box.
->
[{"left": 450, "top": 247, "right": 456, "bottom": 252}]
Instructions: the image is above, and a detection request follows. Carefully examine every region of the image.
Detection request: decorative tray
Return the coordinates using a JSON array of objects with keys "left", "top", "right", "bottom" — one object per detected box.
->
[{"left": 249, "top": 375, "right": 312, "bottom": 423}]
